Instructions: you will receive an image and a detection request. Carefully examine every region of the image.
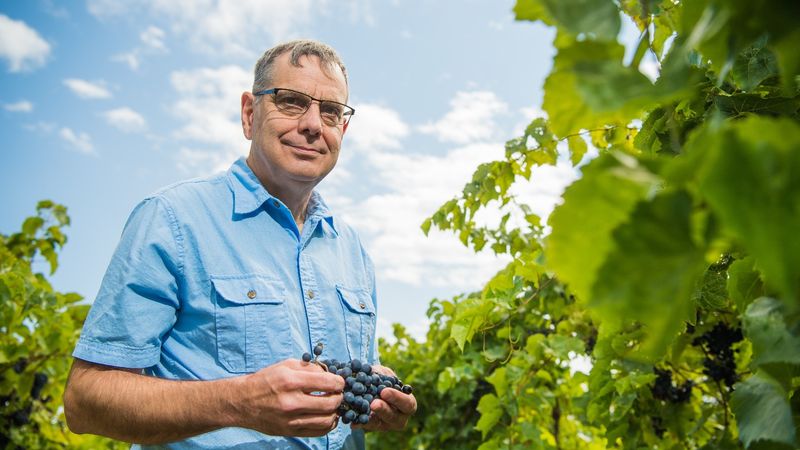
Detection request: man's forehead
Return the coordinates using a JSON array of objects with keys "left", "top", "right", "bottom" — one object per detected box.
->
[
  {"left": 276, "top": 53, "right": 345, "bottom": 82},
  {"left": 272, "top": 53, "right": 348, "bottom": 98}
]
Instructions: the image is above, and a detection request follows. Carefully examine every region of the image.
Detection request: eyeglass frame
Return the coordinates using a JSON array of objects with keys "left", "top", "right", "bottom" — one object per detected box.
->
[{"left": 253, "top": 87, "right": 355, "bottom": 127}]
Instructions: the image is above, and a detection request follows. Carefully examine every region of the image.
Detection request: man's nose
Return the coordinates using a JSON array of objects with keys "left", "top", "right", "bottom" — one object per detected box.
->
[{"left": 297, "top": 102, "right": 323, "bottom": 136}]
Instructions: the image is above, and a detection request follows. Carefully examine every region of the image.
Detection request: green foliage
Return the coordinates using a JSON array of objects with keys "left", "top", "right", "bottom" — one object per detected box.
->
[
  {"left": 0, "top": 201, "right": 124, "bottom": 449},
  {"left": 372, "top": 0, "right": 800, "bottom": 448}
]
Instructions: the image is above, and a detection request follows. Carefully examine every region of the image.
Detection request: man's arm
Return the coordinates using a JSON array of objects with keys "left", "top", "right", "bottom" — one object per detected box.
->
[{"left": 63, "top": 358, "right": 345, "bottom": 444}]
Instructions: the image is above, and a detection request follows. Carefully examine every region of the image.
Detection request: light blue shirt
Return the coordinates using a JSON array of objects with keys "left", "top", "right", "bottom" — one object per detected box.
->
[{"left": 73, "top": 158, "right": 378, "bottom": 449}]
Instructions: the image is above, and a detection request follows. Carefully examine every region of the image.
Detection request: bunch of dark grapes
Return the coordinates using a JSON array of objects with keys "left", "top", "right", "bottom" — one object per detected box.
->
[
  {"left": 651, "top": 368, "right": 692, "bottom": 403},
  {"left": 692, "top": 322, "right": 743, "bottom": 388},
  {"left": 302, "top": 344, "right": 413, "bottom": 425}
]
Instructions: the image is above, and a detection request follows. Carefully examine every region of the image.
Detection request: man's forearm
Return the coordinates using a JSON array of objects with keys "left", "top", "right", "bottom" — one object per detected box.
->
[{"left": 64, "top": 359, "right": 244, "bottom": 444}]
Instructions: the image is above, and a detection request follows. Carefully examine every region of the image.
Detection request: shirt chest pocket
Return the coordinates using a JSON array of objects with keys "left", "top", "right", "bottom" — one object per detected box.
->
[
  {"left": 212, "top": 276, "right": 292, "bottom": 373},
  {"left": 336, "top": 285, "right": 376, "bottom": 362}
]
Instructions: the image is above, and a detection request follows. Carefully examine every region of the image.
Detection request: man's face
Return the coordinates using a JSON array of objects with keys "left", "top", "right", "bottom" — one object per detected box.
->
[{"left": 241, "top": 52, "right": 348, "bottom": 194}]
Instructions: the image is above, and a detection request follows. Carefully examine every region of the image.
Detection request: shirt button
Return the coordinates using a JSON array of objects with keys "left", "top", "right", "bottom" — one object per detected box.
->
[
  {"left": 359, "top": 301, "right": 366, "bottom": 309},
  {"left": 272, "top": 200, "right": 280, "bottom": 207},
  {"left": 247, "top": 290, "right": 257, "bottom": 299},
  {"left": 307, "top": 290, "right": 315, "bottom": 299}
]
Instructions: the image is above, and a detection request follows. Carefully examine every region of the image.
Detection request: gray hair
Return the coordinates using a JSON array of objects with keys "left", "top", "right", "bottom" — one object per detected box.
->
[{"left": 252, "top": 39, "right": 348, "bottom": 95}]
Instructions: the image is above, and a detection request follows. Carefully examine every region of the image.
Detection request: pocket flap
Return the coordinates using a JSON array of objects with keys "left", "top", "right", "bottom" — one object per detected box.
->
[
  {"left": 336, "top": 285, "right": 375, "bottom": 314},
  {"left": 212, "top": 276, "right": 286, "bottom": 305}
]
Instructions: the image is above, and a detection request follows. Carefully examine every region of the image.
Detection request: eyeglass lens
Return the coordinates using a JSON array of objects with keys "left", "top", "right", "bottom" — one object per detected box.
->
[{"left": 274, "top": 90, "right": 349, "bottom": 126}]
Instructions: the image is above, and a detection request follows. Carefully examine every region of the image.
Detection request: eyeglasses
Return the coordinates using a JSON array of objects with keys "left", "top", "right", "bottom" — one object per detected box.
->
[{"left": 253, "top": 88, "right": 355, "bottom": 127}]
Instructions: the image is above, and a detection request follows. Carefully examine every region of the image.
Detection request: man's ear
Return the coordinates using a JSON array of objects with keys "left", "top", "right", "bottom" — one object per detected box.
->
[
  {"left": 241, "top": 92, "right": 255, "bottom": 140},
  {"left": 342, "top": 121, "right": 349, "bottom": 135}
]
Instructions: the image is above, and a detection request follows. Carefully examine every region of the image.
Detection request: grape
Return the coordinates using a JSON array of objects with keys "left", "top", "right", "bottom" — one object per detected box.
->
[
  {"left": 12, "top": 358, "right": 27, "bottom": 374},
  {"left": 31, "top": 372, "right": 48, "bottom": 400},
  {"left": 692, "top": 322, "right": 743, "bottom": 388},
  {"left": 11, "top": 405, "right": 31, "bottom": 426},
  {"left": 650, "top": 368, "right": 692, "bottom": 404},
  {"left": 299, "top": 348, "right": 415, "bottom": 426}
]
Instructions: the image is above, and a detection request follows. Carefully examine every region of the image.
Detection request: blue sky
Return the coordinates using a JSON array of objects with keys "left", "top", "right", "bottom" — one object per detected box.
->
[{"left": 0, "top": 0, "right": 580, "bottom": 340}]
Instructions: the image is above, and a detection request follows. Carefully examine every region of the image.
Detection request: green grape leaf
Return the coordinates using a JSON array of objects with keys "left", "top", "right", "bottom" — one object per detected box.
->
[
  {"left": 515, "top": 0, "right": 620, "bottom": 41},
  {"left": 545, "top": 153, "right": 659, "bottom": 302},
  {"left": 731, "top": 371, "right": 798, "bottom": 449},
  {"left": 437, "top": 367, "right": 456, "bottom": 394},
  {"left": 22, "top": 217, "right": 44, "bottom": 236},
  {"left": 567, "top": 134, "right": 588, "bottom": 165},
  {"left": 545, "top": 334, "right": 585, "bottom": 360},
  {"left": 540, "top": 0, "right": 620, "bottom": 41},
  {"left": 513, "top": 0, "right": 553, "bottom": 25},
  {"left": 742, "top": 297, "right": 800, "bottom": 370},
  {"left": 727, "top": 256, "right": 765, "bottom": 314},
  {"left": 690, "top": 117, "right": 800, "bottom": 311},
  {"left": 421, "top": 217, "right": 432, "bottom": 235},
  {"left": 732, "top": 36, "right": 779, "bottom": 92},
  {"left": 692, "top": 264, "right": 728, "bottom": 311},
  {"left": 591, "top": 190, "right": 706, "bottom": 358},
  {"left": 486, "top": 367, "right": 508, "bottom": 398},
  {"left": 475, "top": 393, "right": 504, "bottom": 438},
  {"left": 450, "top": 297, "right": 495, "bottom": 351},
  {"left": 634, "top": 107, "right": 667, "bottom": 155},
  {"left": 772, "top": 27, "right": 800, "bottom": 94},
  {"left": 713, "top": 94, "right": 800, "bottom": 119}
]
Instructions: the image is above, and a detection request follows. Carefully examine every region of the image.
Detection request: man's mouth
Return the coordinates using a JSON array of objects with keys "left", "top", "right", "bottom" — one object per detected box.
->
[{"left": 285, "top": 142, "right": 322, "bottom": 154}]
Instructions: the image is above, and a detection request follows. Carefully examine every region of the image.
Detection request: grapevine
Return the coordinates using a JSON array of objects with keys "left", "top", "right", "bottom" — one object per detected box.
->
[{"left": 372, "top": 0, "right": 800, "bottom": 449}]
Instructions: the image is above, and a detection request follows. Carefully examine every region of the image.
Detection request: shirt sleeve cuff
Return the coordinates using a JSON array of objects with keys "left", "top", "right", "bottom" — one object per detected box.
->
[{"left": 72, "top": 337, "right": 161, "bottom": 369}]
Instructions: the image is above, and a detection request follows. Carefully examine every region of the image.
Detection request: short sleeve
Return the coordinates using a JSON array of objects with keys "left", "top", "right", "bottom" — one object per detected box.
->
[{"left": 73, "top": 196, "right": 183, "bottom": 369}]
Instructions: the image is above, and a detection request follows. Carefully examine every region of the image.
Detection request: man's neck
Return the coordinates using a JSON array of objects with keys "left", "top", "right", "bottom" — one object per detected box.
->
[{"left": 245, "top": 157, "right": 313, "bottom": 231}]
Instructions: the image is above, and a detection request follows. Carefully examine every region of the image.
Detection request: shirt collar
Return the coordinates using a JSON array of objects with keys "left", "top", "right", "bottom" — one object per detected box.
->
[
  {"left": 228, "top": 158, "right": 272, "bottom": 215},
  {"left": 227, "top": 157, "right": 339, "bottom": 236},
  {"left": 307, "top": 191, "right": 338, "bottom": 237}
]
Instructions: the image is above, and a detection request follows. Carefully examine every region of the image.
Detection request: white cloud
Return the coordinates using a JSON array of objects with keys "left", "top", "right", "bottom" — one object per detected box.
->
[
  {"left": 140, "top": 26, "right": 166, "bottom": 51},
  {"left": 170, "top": 65, "right": 252, "bottom": 172},
  {"left": 345, "top": 103, "right": 409, "bottom": 152},
  {"left": 86, "top": 0, "right": 131, "bottom": 18},
  {"left": 23, "top": 121, "right": 56, "bottom": 133},
  {"left": 88, "top": 0, "right": 315, "bottom": 57},
  {"left": 41, "top": 0, "right": 70, "bottom": 18},
  {"left": 113, "top": 25, "right": 167, "bottom": 70},
  {"left": 59, "top": 127, "right": 94, "bottom": 154},
  {"left": 419, "top": 91, "right": 509, "bottom": 144},
  {"left": 113, "top": 51, "right": 140, "bottom": 70},
  {"left": 0, "top": 14, "right": 51, "bottom": 72},
  {"left": 325, "top": 142, "right": 512, "bottom": 289},
  {"left": 104, "top": 107, "right": 147, "bottom": 132},
  {"left": 175, "top": 147, "right": 234, "bottom": 176},
  {"left": 63, "top": 78, "right": 112, "bottom": 99},
  {"left": 4, "top": 100, "right": 33, "bottom": 112},
  {"left": 488, "top": 20, "right": 505, "bottom": 31},
  {"left": 322, "top": 102, "right": 579, "bottom": 295}
]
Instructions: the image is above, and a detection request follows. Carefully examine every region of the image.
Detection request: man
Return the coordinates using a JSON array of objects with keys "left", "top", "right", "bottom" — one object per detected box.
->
[{"left": 63, "top": 39, "right": 416, "bottom": 449}]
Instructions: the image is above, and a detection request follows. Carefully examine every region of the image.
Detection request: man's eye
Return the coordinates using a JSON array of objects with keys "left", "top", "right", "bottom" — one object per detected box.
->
[
  {"left": 279, "top": 94, "right": 309, "bottom": 109},
  {"left": 320, "top": 103, "right": 344, "bottom": 118}
]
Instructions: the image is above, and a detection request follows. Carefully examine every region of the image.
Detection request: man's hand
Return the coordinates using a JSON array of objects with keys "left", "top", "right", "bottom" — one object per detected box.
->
[
  {"left": 353, "top": 364, "right": 417, "bottom": 432},
  {"left": 238, "top": 359, "right": 345, "bottom": 437}
]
